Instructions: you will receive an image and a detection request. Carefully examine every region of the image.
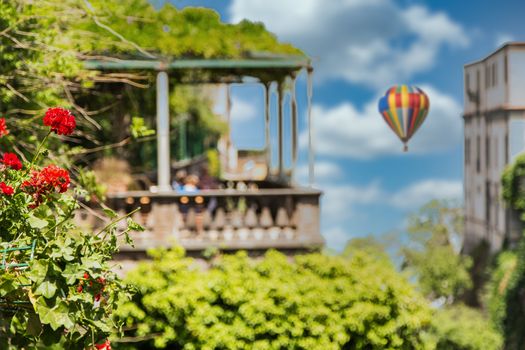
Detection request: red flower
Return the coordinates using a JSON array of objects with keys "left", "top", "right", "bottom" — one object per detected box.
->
[
  {"left": 43, "top": 107, "right": 76, "bottom": 135},
  {"left": 22, "top": 165, "right": 70, "bottom": 207},
  {"left": 95, "top": 339, "right": 111, "bottom": 350},
  {"left": 0, "top": 118, "right": 9, "bottom": 137},
  {"left": 2, "top": 153, "right": 22, "bottom": 170},
  {"left": 84, "top": 272, "right": 89, "bottom": 279},
  {"left": 0, "top": 182, "right": 13, "bottom": 196},
  {"left": 76, "top": 284, "right": 83, "bottom": 293}
]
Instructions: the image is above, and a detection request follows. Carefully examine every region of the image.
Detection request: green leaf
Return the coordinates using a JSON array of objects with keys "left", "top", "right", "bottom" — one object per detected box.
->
[
  {"left": 0, "top": 274, "right": 17, "bottom": 296},
  {"left": 28, "top": 214, "right": 48, "bottom": 229},
  {"left": 27, "top": 313, "right": 43, "bottom": 337},
  {"left": 81, "top": 256, "right": 102, "bottom": 270},
  {"left": 103, "top": 208, "right": 118, "bottom": 219},
  {"left": 35, "top": 281, "right": 57, "bottom": 299},
  {"left": 63, "top": 263, "right": 82, "bottom": 284},
  {"left": 29, "top": 260, "right": 48, "bottom": 284},
  {"left": 37, "top": 299, "right": 74, "bottom": 330}
]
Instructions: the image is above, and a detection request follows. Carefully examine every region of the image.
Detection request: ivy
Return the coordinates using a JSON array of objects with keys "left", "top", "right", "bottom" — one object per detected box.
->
[{"left": 497, "top": 153, "right": 525, "bottom": 349}]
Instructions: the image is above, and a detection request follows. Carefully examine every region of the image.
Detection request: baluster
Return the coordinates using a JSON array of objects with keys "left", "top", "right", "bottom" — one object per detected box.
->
[
  {"left": 185, "top": 208, "right": 197, "bottom": 239},
  {"left": 255, "top": 206, "right": 273, "bottom": 240},
  {"left": 209, "top": 207, "right": 225, "bottom": 241},
  {"left": 222, "top": 224, "right": 234, "bottom": 241},
  {"left": 230, "top": 208, "right": 244, "bottom": 240},
  {"left": 241, "top": 206, "right": 257, "bottom": 241},
  {"left": 170, "top": 204, "right": 183, "bottom": 237}
]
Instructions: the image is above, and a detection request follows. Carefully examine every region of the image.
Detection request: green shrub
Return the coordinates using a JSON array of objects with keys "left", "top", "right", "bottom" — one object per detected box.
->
[{"left": 114, "top": 247, "right": 431, "bottom": 350}]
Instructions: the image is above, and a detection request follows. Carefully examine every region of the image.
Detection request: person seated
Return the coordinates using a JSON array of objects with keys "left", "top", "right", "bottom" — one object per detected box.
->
[
  {"left": 182, "top": 174, "right": 200, "bottom": 192},
  {"left": 172, "top": 170, "right": 187, "bottom": 191}
]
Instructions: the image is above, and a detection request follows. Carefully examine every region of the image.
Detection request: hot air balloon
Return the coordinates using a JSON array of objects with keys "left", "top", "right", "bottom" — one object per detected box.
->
[{"left": 378, "top": 85, "right": 430, "bottom": 151}]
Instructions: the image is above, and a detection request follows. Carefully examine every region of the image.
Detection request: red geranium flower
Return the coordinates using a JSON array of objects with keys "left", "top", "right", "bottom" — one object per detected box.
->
[
  {"left": 0, "top": 182, "right": 14, "bottom": 196},
  {"left": 0, "top": 118, "right": 9, "bottom": 137},
  {"left": 43, "top": 107, "right": 76, "bottom": 135},
  {"left": 2, "top": 152, "right": 22, "bottom": 170},
  {"left": 95, "top": 339, "right": 111, "bottom": 350},
  {"left": 22, "top": 164, "right": 70, "bottom": 207}
]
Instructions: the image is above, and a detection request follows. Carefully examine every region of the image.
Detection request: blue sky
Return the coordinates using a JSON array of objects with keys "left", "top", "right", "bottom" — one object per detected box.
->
[{"left": 157, "top": 0, "right": 525, "bottom": 249}]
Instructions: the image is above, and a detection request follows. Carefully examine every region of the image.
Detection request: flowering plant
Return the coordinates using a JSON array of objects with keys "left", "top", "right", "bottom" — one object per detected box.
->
[{"left": 0, "top": 108, "right": 138, "bottom": 349}]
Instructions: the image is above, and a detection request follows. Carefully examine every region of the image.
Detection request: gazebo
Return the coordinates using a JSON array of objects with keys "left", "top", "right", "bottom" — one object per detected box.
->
[{"left": 77, "top": 54, "right": 324, "bottom": 256}]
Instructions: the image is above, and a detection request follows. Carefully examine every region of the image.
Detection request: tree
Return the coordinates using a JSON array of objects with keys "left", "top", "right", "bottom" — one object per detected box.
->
[
  {"left": 425, "top": 305, "right": 502, "bottom": 350},
  {"left": 401, "top": 200, "right": 472, "bottom": 302}
]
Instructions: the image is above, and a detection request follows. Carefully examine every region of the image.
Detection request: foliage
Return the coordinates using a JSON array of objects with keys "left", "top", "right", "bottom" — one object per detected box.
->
[
  {"left": 483, "top": 251, "right": 517, "bottom": 331},
  {"left": 342, "top": 236, "right": 391, "bottom": 262},
  {"left": 1, "top": 0, "right": 301, "bottom": 173},
  {"left": 72, "top": 0, "right": 302, "bottom": 59},
  {"left": 499, "top": 154, "right": 525, "bottom": 349},
  {"left": 425, "top": 305, "right": 503, "bottom": 350},
  {"left": 401, "top": 200, "right": 472, "bottom": 301},
  {"left": 0, "top": 112, "right": 137, "bottom": 349},
  {"left": 502, "top": 153, "right": 525, "bottom": 214},
  {"left": 114, "top": 248, "right": 431, "bottom": 350}
]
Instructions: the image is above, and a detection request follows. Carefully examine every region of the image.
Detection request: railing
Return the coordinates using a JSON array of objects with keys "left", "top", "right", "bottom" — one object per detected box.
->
[{"left": 75, "top": 188, "right": 324, "bottom": 252}]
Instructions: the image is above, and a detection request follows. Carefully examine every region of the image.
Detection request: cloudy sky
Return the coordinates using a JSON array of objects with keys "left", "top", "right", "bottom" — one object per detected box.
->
[{"left": 161, "top": 0, "right": 525, "bottom": 249}]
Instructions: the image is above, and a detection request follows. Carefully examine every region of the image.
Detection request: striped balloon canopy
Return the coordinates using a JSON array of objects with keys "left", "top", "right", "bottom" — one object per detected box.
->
[{"left": 378, "top": 85, "right": 429, "bottom": 151}]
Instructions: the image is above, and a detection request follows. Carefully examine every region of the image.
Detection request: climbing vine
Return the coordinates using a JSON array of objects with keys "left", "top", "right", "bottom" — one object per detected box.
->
[{"left": 498, "top": 153, "right": 525, "bottom": 349}]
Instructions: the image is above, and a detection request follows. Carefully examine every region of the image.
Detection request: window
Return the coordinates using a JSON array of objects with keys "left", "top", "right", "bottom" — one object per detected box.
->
[
  {"left": 492, "top": 62, "right": 497, "bottom": 86},
  {"left": 495, "top": 137, "right": 499, "bottom": 169},
  {"left": 485, "top": 65, "right": 490, "bottom": 88},
  {"left": 477, "top": 135, "right": 481, "bottom": 173},
  {"left": 486, "top": 136, "right": 490, "bottom": 167},
  {"left": 465, "top": 137, "right": 471, "bottom": 164},
  {"left": 505, "top": 133, "right": 509, "bottom": 164},
  {"left": 486, "top": 181, "right": 491, "bottom": 226},
  {"left": 477, "top": 69, "right": 480, "bottom": 92},
  {"left": 504, "top": 55, "right": 508, "bottom": 83}
]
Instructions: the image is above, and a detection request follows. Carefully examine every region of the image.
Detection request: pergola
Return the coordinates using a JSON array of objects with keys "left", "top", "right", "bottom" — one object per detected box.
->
[{"left": 84, "top": 55, "right": 315, "bottom": 191}]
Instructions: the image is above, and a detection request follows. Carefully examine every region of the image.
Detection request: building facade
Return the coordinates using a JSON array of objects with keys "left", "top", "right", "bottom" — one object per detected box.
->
[{"left": 463, "top": 42, "right": 525, "bottom": 253}]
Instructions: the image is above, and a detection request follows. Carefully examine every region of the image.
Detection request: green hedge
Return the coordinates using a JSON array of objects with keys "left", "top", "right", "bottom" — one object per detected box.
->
[{"left": 114, "top": 248, "right": 431, "bottom": 350}]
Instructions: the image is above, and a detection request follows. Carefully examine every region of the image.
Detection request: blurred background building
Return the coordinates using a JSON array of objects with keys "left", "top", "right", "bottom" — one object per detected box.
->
[{"left": 463, "top": 42, "right": 525, "bottom": 253}]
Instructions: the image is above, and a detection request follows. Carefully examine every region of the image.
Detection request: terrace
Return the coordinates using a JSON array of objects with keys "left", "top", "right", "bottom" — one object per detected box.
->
[{"left": 76, "top": 55, "right": 323, "bottom": 256}]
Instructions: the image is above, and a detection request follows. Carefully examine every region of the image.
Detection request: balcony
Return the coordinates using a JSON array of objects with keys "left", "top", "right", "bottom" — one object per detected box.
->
[{"left": 75, "top": 188, "right": 323, "bottom": 255}]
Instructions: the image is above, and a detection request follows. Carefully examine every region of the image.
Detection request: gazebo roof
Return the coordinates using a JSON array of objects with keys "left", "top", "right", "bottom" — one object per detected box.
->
[{"left": 83, "top": 55, "right": 312, "bottom": 82}]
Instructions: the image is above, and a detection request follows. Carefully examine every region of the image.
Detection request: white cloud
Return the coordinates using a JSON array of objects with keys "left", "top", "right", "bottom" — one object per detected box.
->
[
  {"left": 389, "top": 179, "right": 463, "bottom": 210},
  {"left": 318, "top": 177, "right": 462, "bottom": 249},
  {"left": 295, "top": 161, "right": 343, "bottom": 184},
  {"left": 321, "top": 182, "right": 383, "bottom": 220},
  {"left": 230, "top": 95, "right": 257, "bottom": 121},
  {"left": 299, "top": 85, "right": 462, "bottom": 159},
  {"left": 229, "top": 0, "right": 469, "bottom": 88},
  {"left": 494, "top": 33, "right": 515, "bottom": 48}
]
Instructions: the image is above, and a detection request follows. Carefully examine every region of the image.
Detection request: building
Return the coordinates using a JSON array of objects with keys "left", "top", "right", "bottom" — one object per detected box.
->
[{"left": 463, "top": 42, "right": 525, "bottom": 253}]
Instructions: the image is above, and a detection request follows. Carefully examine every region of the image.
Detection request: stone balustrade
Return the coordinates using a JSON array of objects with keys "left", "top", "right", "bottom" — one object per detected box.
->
[{"left": 75, "top": 188, "right": 324, "bottom": 253}]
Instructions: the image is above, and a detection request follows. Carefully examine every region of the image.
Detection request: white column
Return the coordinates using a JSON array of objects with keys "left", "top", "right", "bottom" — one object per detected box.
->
[
  {"left": 264, "top": 83, "right": 271, "bottom": 175},
  {"left": 277, "top": 82, "right": 284, "bottom": 178},
  {"left": 156, "top": 71, "right": 171, "bottom": 192},
  {"left": 307, "top": 67, "right": 315, "bottom": 187}
]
